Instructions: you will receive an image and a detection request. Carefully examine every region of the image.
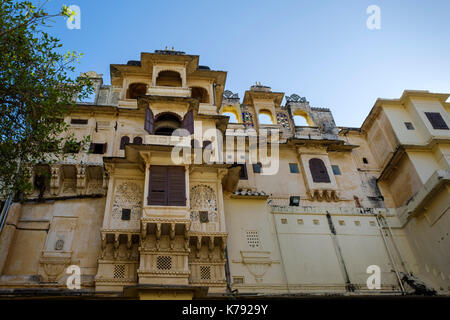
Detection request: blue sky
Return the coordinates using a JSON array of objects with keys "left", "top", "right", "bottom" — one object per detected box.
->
[{"left": 44, "top": 0, "right": 450, "bottom": 127}]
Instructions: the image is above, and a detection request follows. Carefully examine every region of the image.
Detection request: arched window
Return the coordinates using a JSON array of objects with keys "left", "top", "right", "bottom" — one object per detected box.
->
[
  {"left": 293, "top": 115, "right": 309, "bottom": 126},
  {"left": 126, "top": 83, "right": 147, "bottom": 99},
  {"left": 120, "top": 136, "right": 130, "bottom": 150},
  {"left": 155, "top": 70, "right": 182, "bottom": 87},
  {"left": 223, "top": 112, "right": 238, "bottom": 123},
  {"left": 190, "top": 87, "right": 209, "bottom": 103},
  {"left": 258, "top": 110, "right": 273, "bottom": 125},
  {"left": 309, "top": 158, "right": 331, "bottom": 183},
  {"left": 133, "top": 136, "right": 143, "bottom": 145},
  {"left": 154, "top": 112, "right": 182, "bottom": 136},
  {"left": 293, "top": 111, "right": 314, "bottom": 126}
]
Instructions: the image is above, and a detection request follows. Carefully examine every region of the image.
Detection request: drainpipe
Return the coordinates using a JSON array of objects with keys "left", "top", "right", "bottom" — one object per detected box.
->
[
  {"left": 379, "top": 214, "right": 410, "bottom": 275},
  {"left": 212, "top": 82, "right": 217, "bottom": 106},
  {"left": 0, "top": 193, "right": 13, "bottom": 234},
  {"left": 224, "top": 246, "right": 233, "bottom": 295},
  {"left": 326, "top": 212, "right": 355, "bottom": 292},
  {"left": 375, "top": 214, "right": 406, "bottom": 294}
]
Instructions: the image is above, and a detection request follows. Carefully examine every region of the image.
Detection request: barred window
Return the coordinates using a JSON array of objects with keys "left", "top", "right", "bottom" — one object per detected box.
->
[{"left": 425, "top": 112, "right": 449, "bottom": 130}]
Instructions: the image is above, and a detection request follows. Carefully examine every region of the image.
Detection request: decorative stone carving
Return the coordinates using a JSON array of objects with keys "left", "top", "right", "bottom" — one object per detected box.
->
[
  {"left": 276, "top": 112, "right": 291, "bottom": 130},
  {"left": 112, "top": 181, "right": 143, "bottom": 221},
  {"left": 87, "top": 180, "right": 103, "bottom": 194},
  {"left": 223, "top": 90, "right": 239, "bottom": 99},
  {"left": 307, "top": 189, "right": 340, "bottom": 202},
  {"left": 190, "top": 185, "right": 218, "bottom": 223},
  {"left": 50, "top": 165, "right": 61, "bottom": 195},
  {"left": 76, "top": 165, "right": 86, "bottom": 195},
  {"left": 39, "top": 252, "right": 72, "bottom": 282},
  {"left": 55, "top": 239, "right": 64, "bottom": 251},
  {"left": 240, "top": 251, "right": 273, "bottom": 283},
  {"left": 242, "top": 110, "right": 254, "bottom": 128},
  {"left": 286, "top": 94, "right": 307, "bottom": 103}
]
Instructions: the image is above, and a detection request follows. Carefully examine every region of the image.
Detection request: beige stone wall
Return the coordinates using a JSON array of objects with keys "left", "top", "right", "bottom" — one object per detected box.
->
[{"left": 0, "top": 198, "right": 105, "bottom": 287}]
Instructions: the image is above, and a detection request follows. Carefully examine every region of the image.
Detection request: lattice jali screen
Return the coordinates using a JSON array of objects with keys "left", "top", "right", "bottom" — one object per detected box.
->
[
  {"left": 200, "top": 266, "right": 211, "bottom": 280},
  {"left": 156, "top": 256, "right": 172, "bottom": 270},
  {"left": 113, "top": 264, "right": 125, "bottom": 279},
  {"left": 246, "top": 230, "right": 260, "bottom": 248}
]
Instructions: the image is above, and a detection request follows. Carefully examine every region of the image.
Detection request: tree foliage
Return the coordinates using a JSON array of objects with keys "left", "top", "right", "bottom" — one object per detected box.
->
[{"left": 0, "top": 0, "right": 93, "bottom": 199}]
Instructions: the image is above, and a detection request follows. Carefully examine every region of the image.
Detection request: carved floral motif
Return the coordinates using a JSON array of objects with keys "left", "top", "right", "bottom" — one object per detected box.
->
[
  {"left": 112, "top": 181, "right": 143, "bottom": 220},
  {"left": 190, "top": 184, "right": 218, "bottom": 223}
]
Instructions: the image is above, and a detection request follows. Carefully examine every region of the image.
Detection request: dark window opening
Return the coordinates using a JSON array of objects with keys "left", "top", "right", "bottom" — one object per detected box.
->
[
  {"left": 425, "top": 112, "right": 449, "bottom": 130},
  {"left": 120, "top": 136, "right": 130, "bottom": 150},
  {"left": 332, "top": 165, "right": 341, "bottom": 175},
  {"left": 252, "top": 163, "right": 262, "bottom": 173},
  {"left": 199, "top": 211, "right": 209, "bottom": 223},
  {"left": 362, "top": 157, "right": 368, "bottom": 164},
  {"left": 309, "top": 158, "right": 331, "bottom": 183},
  {"left": 155, "top": 127, "right": 175, "bottom": 136},
  {"left": 133, "top": 136, "right": 143, "bottom": 145},
  {"left": 126, "top": 83, "right": 147, "bottom": 99},
  {"left": 155, "top": 70, "right": 182, "bottom": 87},
  {"left": 289, "top": 196, "right": 300, "bottom": 206},
  {"left": 190, "top": 87, "right": 209, "bottom": 103},
  {"left": 237, "top": 164, "right": 248, "bottom": 180},
  {"left": 89, "top": 142, "right": 107, "bottom": 154},
  {"left": 154, "top": 113, "right": 182, "bottom": 136},
  {"left": 70, "top": 119, "right": 88, "bottom": 125},
  {"left": 404, "top": 122, "right": 415, "bottom": 130},
  {"left": 121, "top": 209, "right": 131, "bottom": 220},
  {"left": 289, "top": 163, "right": 299, "bottom": 173}
]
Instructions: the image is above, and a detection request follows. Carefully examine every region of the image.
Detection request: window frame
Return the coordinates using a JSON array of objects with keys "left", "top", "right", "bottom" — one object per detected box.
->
[
  {"left": 424, "top": 112, "right": 449, "bottom": 130},
  {"left": 148, "top": 165, "right": 186, "bottom": 206},
  {"left": 309, "top": 158, "right": 331, "bottom": 183},
  {"left": 289, "top": 163, "right": 300, "bottom": 174}
]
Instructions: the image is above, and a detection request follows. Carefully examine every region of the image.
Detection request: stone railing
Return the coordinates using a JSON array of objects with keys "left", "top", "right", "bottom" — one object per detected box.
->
[
  {"left": 118, "top": 99, "right": 138, "bottom": 109},
  {"left": 147, "top": 86, "right": 191, "bottom": 97},
  {"left": 270, "top": 204, "right": 392, "bottom": 216},
  {"left": 144, "top": 134, "right": 190, "bottom": 147}
]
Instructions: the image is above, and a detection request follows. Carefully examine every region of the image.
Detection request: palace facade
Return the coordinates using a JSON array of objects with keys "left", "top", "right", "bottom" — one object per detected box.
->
[{"left": 0, "top": 49, "right": 449, "bottom": 299}]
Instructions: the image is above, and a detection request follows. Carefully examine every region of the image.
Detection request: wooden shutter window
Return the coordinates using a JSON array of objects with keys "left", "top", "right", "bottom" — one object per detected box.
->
[
  {"left": 120, "top": 136, "right": 130, "bottom": 150},
  {"left": 425, "top": 112, "right": 449, "bottom": 130},
  {"left": 183, "top": 109, "right": 194, "bottom": 134},
  {"left": 167, "top": 166, "right": 186, "bottom": 206},
  {"left": 145, "top": 107, "right": 154, "bottom": 134},
  {"left": 148, "top": 166, "right": 167, "bottom": 205},
  {"left": 148, "top": 166, "right": 185, "bottom": 206},
  {"left": 309, "top": 158, "right": 331, "bottom": 183}
]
